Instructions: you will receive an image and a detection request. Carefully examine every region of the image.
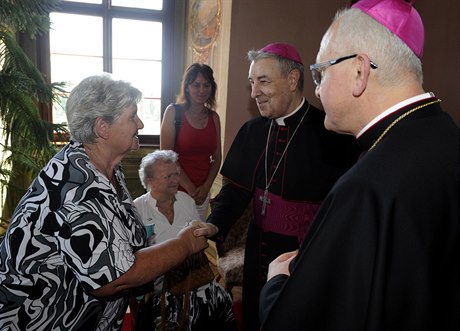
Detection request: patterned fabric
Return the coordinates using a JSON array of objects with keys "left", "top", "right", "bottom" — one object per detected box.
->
[
  {"left": 217, "top": 246, "right": 246, "bottom": 287},
  {"left": 136, "top": 281, "right": 236, "bottom": 331},
  {"left": 253, "top": 188, "right": 321, "bottom": 244},
  {"left": 133, "top": 191, "right": 236, "bottom": 330},
  {"left": 0, "top": 141, "right": 146, "bottom": 331},
  {"left": 216, "top": 202, "right": 251, "bottom": 288}
]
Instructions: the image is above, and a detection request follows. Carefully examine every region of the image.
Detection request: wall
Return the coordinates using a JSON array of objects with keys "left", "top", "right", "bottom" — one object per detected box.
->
[
  {"left": 222, "top": 0, "right": 460, "bottom": 157},
  {"left": 416, "top": 0, "right": 460, "bottom": 125},
  {"left": 185, "top": 0, "right": 232, "bottom": 150}
]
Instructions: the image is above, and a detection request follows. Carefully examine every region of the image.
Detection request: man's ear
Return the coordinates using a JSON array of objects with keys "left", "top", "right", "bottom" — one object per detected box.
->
[
  {"left": 288, "top": 69, "right": 301, "bottom": 92},
  {"left": 352, "top": 54, "right": 371, "bottom": 97},
  {"left": 94, "top": 117, "right": 110, "bottom": 140}
]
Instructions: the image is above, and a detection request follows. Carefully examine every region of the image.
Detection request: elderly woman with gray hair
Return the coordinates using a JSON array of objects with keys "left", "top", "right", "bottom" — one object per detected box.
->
[
  {"left": 133, "top": 149, "right": 236, "bottom": 331},
  {"left": 0, "top": 74, "right": 211, "bottom": 331}
]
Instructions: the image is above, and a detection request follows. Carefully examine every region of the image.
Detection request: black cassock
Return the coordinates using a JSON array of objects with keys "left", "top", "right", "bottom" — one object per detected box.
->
[
  {"left": 259, "top": 98, "right": 460, "bottom": 331},
  {"left": 207, "top": 99, "right": 359, "bottom": 331}
]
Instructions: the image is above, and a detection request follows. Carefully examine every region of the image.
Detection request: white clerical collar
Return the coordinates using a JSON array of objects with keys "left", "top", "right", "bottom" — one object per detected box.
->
[
  {"left": 357, "top": 92, "right": 435, "bottom": 138},
  {"left": 275, "top": 97, "right": 305, "bottom": 126}
]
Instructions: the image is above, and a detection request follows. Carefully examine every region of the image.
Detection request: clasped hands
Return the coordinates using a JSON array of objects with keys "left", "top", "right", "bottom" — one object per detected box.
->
[{"left": 177, "top": 220, "right": 219, "bottom": 255}]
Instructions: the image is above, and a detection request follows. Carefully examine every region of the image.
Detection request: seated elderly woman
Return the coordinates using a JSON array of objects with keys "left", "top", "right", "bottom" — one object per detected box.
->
[
  {"left": 0, "top": 74, "right": 212, "bottom": 331},
  {"left": 133, "top": 150, "right": 236, "bottom": 331}
]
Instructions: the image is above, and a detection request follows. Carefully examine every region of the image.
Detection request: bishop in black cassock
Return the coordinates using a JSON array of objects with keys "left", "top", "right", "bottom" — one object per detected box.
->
[
  {"left": 259, "top": 97, "right": 460, "bottom": 331},
  {"left": 208, "top": 97, "right": 359, "bottom": 330}
]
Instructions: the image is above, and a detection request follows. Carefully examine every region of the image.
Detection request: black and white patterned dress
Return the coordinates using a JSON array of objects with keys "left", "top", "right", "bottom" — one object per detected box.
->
[{"left": 0, "top": 141, "right": 145, "bottom": 330}]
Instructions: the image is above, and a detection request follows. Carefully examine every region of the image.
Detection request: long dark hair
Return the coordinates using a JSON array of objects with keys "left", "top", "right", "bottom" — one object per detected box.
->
[{"left": 176, "top": 63, "right": 217, "bottom": 109}]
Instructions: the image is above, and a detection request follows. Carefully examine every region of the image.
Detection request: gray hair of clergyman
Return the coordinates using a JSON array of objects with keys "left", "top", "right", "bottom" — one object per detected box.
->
[
  {"left": 65, "top": 73, "right": 142, "bottom": 144},
  {"left": 324, "top": 8, "right": 423, "bottom": 87},
  {"left": 247, "top": 50, "right": 305, "bottom": 92},
  {"left": 138, "top": 150, "right": 179, "bottom": 190}
]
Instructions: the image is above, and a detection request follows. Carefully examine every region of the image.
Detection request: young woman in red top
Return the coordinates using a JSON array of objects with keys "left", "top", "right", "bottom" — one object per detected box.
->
[{"left": 160, "top": 63, "right": 222, "bottom": 220}]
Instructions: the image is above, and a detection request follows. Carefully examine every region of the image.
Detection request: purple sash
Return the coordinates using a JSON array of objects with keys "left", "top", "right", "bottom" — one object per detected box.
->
[{"left": 253, "top": 187, "right": 320, "bottom": 244}]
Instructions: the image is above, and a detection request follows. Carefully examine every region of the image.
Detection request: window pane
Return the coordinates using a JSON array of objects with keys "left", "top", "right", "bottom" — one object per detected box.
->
[
  {"left": 113, "top": 18, "right": 162, "bottom": 135},
  {"left": 50, "top": 13, "right": 103, "bottom": 57},
  {"left": 113, "top": 60, "right": 161, "bottom": 98},
  {"left": 112, "top": 0, "right": 162, "bottom": 10},
  {"left": 112, "top": 19, "right": 162, "bottom": 60},
  {"left": 138, "top": 99, "right": 162, "bottom": 135},
  {"left": 50, "top": 13, "right": 103, "bottom": 124}
]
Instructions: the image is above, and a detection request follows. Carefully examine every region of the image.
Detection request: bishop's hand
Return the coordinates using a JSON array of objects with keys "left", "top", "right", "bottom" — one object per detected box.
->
[{"left": 267, "top": 250, "right": 298, "bottom": 282}]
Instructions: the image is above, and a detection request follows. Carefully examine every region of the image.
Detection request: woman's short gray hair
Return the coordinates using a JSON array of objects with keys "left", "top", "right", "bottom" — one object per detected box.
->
[
  {"left": 247, "top": 49, "right": 305, "bottom": 91},
  {"left": 65, "top": 73, "right": 142, "bottom": 144},
  {"left": 138, "top": 150, "right": 179, "bottom": 190}
]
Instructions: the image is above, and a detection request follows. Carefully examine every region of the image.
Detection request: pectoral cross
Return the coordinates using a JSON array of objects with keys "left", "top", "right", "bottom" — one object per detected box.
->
[{"left": 259, "top": 189, "right": 271, "bottom": 216}]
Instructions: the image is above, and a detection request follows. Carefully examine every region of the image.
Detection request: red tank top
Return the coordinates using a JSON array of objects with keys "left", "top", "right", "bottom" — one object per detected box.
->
[{"left": 175, "top": 111, "right": 217, "bottom": 188}]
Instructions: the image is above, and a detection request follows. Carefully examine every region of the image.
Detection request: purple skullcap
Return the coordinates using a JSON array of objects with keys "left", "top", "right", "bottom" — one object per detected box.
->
[
  {"left": 352, "top": 0, "right": 424, "bottom": 58},
  {"left": 260, "top": 42, "right": 303, "bottom": 65}
]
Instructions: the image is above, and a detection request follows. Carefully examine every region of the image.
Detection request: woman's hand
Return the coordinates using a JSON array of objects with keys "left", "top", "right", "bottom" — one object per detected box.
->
[
  {"left": 191, "top": 185, "right": 210, "bottom": 205},
  {"left": 182, "top": 220, "right": 219, "bottom": 238},
  {"left": 176, "top": 222, "right": 209, "bottom": 255}
]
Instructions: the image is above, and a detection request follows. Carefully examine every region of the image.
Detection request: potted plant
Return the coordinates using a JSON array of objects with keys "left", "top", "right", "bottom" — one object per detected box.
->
[{"left": 0, "top": 0, "right": 68, "bottom": 238}]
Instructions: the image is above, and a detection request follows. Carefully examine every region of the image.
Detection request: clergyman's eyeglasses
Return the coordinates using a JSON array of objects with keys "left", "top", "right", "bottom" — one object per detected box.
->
[{"left": 309, "top": 54, "right": 378, "bottom": 86}]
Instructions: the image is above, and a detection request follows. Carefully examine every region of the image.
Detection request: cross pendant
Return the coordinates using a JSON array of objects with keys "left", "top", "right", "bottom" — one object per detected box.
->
[{"left": 259, "top": 189, "right": 271, "bottom": 216}]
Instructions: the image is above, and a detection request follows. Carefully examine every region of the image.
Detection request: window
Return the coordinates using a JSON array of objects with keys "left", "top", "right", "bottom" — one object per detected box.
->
[{"left": 48, "top": 0, "right": 184, "bottom": 145}]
